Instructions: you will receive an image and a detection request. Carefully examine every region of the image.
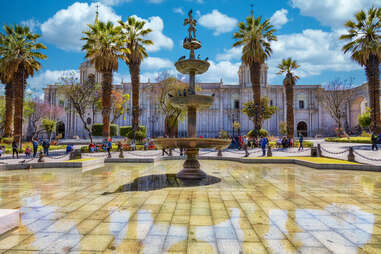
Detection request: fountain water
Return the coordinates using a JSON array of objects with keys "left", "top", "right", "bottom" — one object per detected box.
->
[{"left": 154, "top": 10, "right": 230, "bottom": 179}]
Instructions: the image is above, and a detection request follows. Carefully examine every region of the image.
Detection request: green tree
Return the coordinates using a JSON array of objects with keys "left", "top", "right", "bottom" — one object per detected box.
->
[
  {"left": 277, "top": 58, "right": 300, "bottom": 139},
  {"left": 0, "top": 24, "right": 47, "bottom": 147},
  {"left": 0, "top": 72, "right": 13, "bottom": 137},
  {"left": 41, "top": 118, "right": 56, "bottom": 141},
  {"left": 82, "top": 20, "right": 125, "bottom": 138},
  {"left": 119, "top": 17, "right": 153, "bottom": 141},
  {"left": 358, "top": 108, "right": 371, "bottom": 129},
  {"left": 233, "top": 14, "right": 277, "bottom": 130},
  {"left": 156, "top": 74, "right": 187, "bottom": 137},
  {"left": 242, "top": 96, "right": 278, "bottom": 129},
  {"left": 340, "top": 7, "right": 381, "bottom": 131}
]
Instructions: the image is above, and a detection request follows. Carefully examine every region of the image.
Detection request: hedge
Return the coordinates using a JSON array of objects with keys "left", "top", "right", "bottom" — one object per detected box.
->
[
  {"left": 91, "top": 124, "right": 118, "bottom": 137},
  {"left": 120, "top": 126, "right": 147, "bottom": 140},
  {"left": 324, "top": 137, "right": 371, "bottom": 144},
  {"left": 80, "top": 144, "right": 147, "bottom": 153},
  {"left": 268, "top": 140, "right": 314, "bottom": 148},
  {"left": 247, "top": 129, "right": 268, "bottom": 138}
]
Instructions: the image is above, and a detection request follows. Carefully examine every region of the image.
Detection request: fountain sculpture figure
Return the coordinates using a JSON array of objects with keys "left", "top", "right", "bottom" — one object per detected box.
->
[{"left": 154, "top": 10, "right": 230, "bottom": 179}]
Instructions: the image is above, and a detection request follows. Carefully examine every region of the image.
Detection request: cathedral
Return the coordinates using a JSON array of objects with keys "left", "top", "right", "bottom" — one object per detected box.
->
[{"left": 43, "top": 60, "right": 370, "bottom": 139}]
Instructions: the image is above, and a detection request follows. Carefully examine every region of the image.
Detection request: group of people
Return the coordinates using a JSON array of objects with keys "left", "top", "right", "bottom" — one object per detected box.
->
[{"left": 9, "top": 138, "right": 50, "bottom": 159}]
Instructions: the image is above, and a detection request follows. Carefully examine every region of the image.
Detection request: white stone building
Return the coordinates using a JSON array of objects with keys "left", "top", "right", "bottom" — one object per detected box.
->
[{"left": 43, "top": 60, "right": 371, "bottom": 138}]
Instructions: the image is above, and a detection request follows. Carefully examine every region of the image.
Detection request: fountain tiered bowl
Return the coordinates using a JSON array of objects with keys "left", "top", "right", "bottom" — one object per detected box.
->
[
  {"left": 175, "top": 59, "right": 210, "bottom": 74},
  {"left": 169, "top": 94, "right": 214, "bottom": 109}
]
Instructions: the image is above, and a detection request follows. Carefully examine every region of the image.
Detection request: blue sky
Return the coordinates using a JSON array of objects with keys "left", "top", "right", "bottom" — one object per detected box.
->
[{"left": 1, "top": 0, "right": 381, "bottom": 94}]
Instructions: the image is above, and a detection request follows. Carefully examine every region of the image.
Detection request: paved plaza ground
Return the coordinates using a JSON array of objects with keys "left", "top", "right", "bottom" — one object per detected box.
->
[{"left": 0, "top": 160, "right": 381, "bottom": 253}]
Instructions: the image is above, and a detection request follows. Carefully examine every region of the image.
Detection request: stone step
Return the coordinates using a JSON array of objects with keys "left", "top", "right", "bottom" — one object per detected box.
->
[{"left": 0, "top": 209, "right": 19, "bottom": 235}]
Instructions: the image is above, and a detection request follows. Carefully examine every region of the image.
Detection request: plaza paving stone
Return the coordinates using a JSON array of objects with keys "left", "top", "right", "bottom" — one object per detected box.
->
[{"left": 0, "top": 161, "right": 381, "bottom": 253}]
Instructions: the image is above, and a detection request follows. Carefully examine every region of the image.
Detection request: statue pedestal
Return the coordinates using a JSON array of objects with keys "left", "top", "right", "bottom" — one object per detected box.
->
[{"left": 176, "top": 148, "right": 206, "bottom": 179}]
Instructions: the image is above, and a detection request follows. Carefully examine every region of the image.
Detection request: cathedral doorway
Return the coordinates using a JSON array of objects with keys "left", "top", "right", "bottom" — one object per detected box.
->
[
  {"left": 297, "top": 121, "right": 308, "bottom": 137},
  {"left": 56, "top": 121, "right": 65, "bottom": 139}
]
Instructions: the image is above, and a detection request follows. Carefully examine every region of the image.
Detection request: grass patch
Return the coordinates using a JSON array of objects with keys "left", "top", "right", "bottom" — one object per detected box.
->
[
  {"left": 324, "top": 137, "right": 371, "bottom": 144},
  {"left": 247, "top": 156, "right": 359, "bottom": 165},
  {"left": 64, "top": 158, "right": 96, "bottom": 162}
]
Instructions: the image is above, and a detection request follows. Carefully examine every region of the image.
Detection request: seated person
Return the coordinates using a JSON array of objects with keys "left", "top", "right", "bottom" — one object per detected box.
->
[
  {"left": 143, "top": 139, "right": 149, "bottom": 150},
  {"left": 25, "top": 146, "right": 31, "bottom": 158},
  {"left": 66, "top": 144, "right": 73, "bottom": 154},
  {"left": 89, "top": 143, "right": 96, "bottom": 153},
  {"left": 130, "top": 140, "right": 136, "bottom": 151},
  {"left": 276, "top": 138, "right": 282, "bottom": 148}
]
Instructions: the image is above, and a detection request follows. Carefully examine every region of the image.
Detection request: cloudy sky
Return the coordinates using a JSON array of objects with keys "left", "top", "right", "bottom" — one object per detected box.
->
[{"left": 1, "top": 0, "right": 381, "bottom": 94}]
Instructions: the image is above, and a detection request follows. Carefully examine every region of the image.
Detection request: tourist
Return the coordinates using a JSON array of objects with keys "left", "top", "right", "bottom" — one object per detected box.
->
[
  {"left": 130, "top": 140, "right": 136, "bottom": 151},
  {"left": 12, "top": 139, "right": 18, "bottom": 159},
  {"left": 66, "top": 144, "right": 73, "bottom": 154},
  {"left": 32, "top": 138, "right": 39, "bottom": 158},
  {"left": 371, "top": 132, "right": 378, "bottom": 151},
  {"left": 102, "top": 139, "right": 108, "bottom": 152},
  {"left": 298, "top": 134, "right": 304, "bottom": 151},
  {"left": 89, "top": 143, "right": 96, "bottom": 153},
  {"left": 117, "top": 141, "right": 122, "bottom": 152},
  {"left": 260, "top": 136, "right": 268, "bottom": 156},
  {"left": 0, "top": 146, "right": 3, "bottom": 157},
  {"left": 243, "top": 135, "right": 249, "bottom": 157},
  {"left": 42, "top": 140, "right": 50, "bottom": 156},
  {"left": 107, "top": 139, "right": 113, "bottom": 157},
  {"left": 144, "top": 139, "right": 148, "bottom": 150},
  {"left": 25, "top": 146, "right": 31, "bottom": 158}
]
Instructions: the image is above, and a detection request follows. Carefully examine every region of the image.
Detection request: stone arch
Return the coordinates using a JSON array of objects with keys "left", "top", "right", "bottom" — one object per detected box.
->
[
  {"left": 297, "top": 121, "right": 308, "bottom": 137},
  {"left": 56, "top": 121, "right": 65, "bottom": 139},
  {"left": 350, "top": 96, "right": 367, "bottom": 128}
]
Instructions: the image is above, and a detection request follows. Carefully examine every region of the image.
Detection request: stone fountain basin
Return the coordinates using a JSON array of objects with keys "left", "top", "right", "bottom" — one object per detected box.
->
[
  {"left": 169, "top": 95, "right": 214, "bottom": 108},
  {"left": 153, "top": 138, "right": 230, "bottom": 149},
  {"left": 175, "top": 59, "right": 210, "bottom": 75}
]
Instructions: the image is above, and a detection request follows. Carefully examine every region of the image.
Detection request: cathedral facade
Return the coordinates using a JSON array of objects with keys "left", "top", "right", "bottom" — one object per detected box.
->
[{"left": 43, "top": 61, "right": 370, "bottom": 139}]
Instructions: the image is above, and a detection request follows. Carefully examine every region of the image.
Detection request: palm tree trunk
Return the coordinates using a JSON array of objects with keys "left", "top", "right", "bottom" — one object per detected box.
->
[
  {"left": 13, "top": 65, "right": 25, "bottom": 149},
  {"left": 285, "top": 77, "right": 295, "bottom": 139},
  {"left": 249, "top": 62, "right": 262, "bottom": 130},
  {"left": 366, "top": 55, "right": 380, "bottom": 132},
  {"left": 101, "top": 71, "right": 113, "bottom": 138},
  {"left": 129, "top": 63, "right": 140, "bottom": 139},
  {"left": 4, "top": 82, "right": 14, "bottom": 137}
]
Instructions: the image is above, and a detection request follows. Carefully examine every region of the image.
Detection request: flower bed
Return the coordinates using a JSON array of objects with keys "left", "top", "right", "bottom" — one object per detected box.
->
[{"left": 324, "top": 137, "right": 371, "bottom": 144}]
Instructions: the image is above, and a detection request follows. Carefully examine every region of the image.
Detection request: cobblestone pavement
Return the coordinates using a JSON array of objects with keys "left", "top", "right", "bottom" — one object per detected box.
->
[{"left": 1, "top": 160, "right": 381, "bottom": 253}]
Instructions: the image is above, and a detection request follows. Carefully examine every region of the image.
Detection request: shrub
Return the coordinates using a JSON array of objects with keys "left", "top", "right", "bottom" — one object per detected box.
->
[
  {"left": 358, "top": 110, "right": 371, "bottom": 129},
  {"left": 1, "top": 137, "right": 13, "bottom": 144},
  {"left": 219, "top": 130, "right": 229, "bottom": 139},
  {"left": 120, "top": 126, "right": 146, "bottom": 140},
  {"left": 360, "top": 130, "right": 371, "bottom": 137},
  {"left": 91, "top": 124, "right": 118, "bottom": 136},
  {"left": 279, "top": 121, "right": 287, "bottom": 136},
  {"left": 248, "top": 128, "right": 269, "bottom": 138}
]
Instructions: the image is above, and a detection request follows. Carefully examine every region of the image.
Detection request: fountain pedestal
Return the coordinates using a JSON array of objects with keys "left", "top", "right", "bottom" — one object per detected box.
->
[{"left": 177, "top": 148, "right": 206, "bottom": 179}]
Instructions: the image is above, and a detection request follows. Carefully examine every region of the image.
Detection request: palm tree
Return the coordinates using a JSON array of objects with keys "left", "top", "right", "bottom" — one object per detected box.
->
[
  {"left": 0, "top": 24, "right": 47, "bottom": 147},
  {"left": 0, "top": 69, "right": 14, "bottom": 137},
  {"left": 82, "top": 21, "right": 125, "bottom": 138},
  {"left": 119, "top": 17, "right": 153, "bottom": 140},
  {"left": 277, "top": 58, "right": 300, "bottom": 139},
  {"left": 340, "top": 7, "right": 381, "bottom": 132},
  {"left": 233, "top": 15, "right": 277, "bottom": 130}
]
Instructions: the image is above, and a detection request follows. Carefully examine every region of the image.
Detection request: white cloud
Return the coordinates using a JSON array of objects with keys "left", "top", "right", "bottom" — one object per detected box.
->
[
  {"left": 198, "top": 60, "right": 240, "bottom": 83},
  {"left": 141, "top": 57, "right": 173, "bottom": 70},
  {"left": 173, "top": 7, "right": 185, "bottom": 15},
  {"left": 216, "top": 46, "right": 242, "bottom": 61},
  {"left": 100, "top": 0, "right": 163, "bottom": 5},
  {"left": 41, "top": 2, "right": 120, "bottom": 51},
  {"left": 270, "top": 9, "right": 289, "bottom": 29},
  {"left": 291, "top": 0, "right": 381, "bottom": 28},
  {"left": 27, "top": 69, "right": 79, "bottom": 95},
  {"left": 131, "top": 15, "right": 174, "bottom": 52},
  {"left": 21, "top": 19, "right": 41, "bottom": 33},
  {"left": 268, "top": 29, "right": 361, "bottom": 80},
  {"left": 198, "top": 10, "right": 238, "bottom": 36}
]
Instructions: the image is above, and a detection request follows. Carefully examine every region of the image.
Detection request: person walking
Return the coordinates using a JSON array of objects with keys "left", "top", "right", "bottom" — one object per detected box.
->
[
  {"left": 107, "top": 138, "right": 112, "bottom": 158},
  {"left": 298, "top": 133, "right": 304, "bottom": 151},
  {"left": 32, "top": 138, "right": 39, "bottom": 158},
  {"left": 42, "top": 140, "right": 50, "bottom": 156},
  {"left": 371, "top": 132, "right": 379, "bottom": 151},
  {"left": 243, "top": 135, "right": 249, "bottom": 157},
  {"left": 260, "top": 136, "right": 268, "bottom": 156},
  {"left": 12, "top": 139, "right": 18, "bottom": 159}
]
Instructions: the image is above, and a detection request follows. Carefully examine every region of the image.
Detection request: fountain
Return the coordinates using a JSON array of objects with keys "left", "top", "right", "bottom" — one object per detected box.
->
[{"left": 154, "top": 10, "right": 230, "bottom": 179}]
